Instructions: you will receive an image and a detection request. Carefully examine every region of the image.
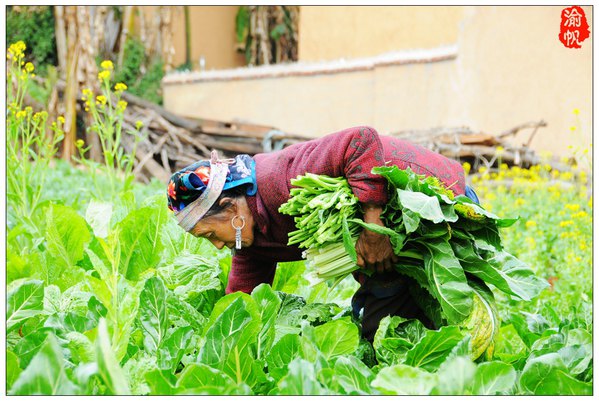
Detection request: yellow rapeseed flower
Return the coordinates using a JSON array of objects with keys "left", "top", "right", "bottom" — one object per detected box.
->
[
  {"left": 58, "top": 116, "right": 66, "bottom": 124},
  {"left": 496, "top": 146, "right": 505, "bottom": 156},
  {"left": 558, "top": 220, "right": 573, "bottom": 228},
  {"left": 16, "top": 110, "right": 26, "bottom": 119},
  {"left": 96, "top": 95, "right": 107, "bottom": 105},
  {"left": 573, "top": 108, "right": 580, "bottom": 115},
  {"left": 8, "top": 41, "right": 26, "bottom": 58},
  {"left": 24, "top": 62, "right": 34, "bottom": 73},
  {"left": 98, "top": 70, "right": 111, "bottom": 81},
  {"left": 117, "top": 100, "right": 128, "bottom": 111},
  {"left": 579, "top": 242, "right": 587, "bottom": 251},
  {"left": 570, "top": 126, "right": 577, "bottom": 132},
  {"left": 135, "top": 120, "right": 144, "bottom": 129},
  {"left": 114, "top": 82, "right": 128, "bottom": 92},
  {"left": 462, "top": 162, "right": 471, "bottom": 175},
  {"left": 515, "top": 198, "right": 525, "bottom": 207},
  {"left": 525, "top": 237, "right": 536, "bottom": 248},
  {"left": 76, "top": 139, "right": 85, "bottom": 148},
  {"left": 559, "top": 171, "right": 574, "bottom": 181},
  {"left": 571, "top": 211, "right": 588, "bottom": 219},
  {"left": 100, "top": 60, "right": 114, "bottom": 70},
  {"left": 525, "top": 220, "right": 536, "bottom": 229}
]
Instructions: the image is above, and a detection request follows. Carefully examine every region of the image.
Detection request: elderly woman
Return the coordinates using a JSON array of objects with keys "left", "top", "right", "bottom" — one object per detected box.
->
[{"left": 166, "top": 126, "right": 479, "bottom": 341}]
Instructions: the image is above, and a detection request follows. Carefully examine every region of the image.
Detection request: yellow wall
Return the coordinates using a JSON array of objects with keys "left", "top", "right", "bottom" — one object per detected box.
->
[
  {"left": 163, "top": 6, "right": 592, "bottom": 157},
  {"left": 142, "top": 6, "right": 245, "bottom": 70},
  {"left": 298, "top": 6, "right": 464, "bottom": 61}
]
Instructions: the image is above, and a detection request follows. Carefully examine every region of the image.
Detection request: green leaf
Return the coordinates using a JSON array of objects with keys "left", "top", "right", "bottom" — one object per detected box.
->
[
  {"left": 493, "top": 323, "right": 528, "bottom": 364},
  {"left": 372, "top": 364, "right": 436, "bottom": 395},
  {"left": 157, "top": 326, "right": 194, "bottom": 373},
  {"left": 6, "top": 349, "right": 22, "bottom": 391},
  {"left": 471, "top": 361, "right": 517, "bottom": 395},
  {"left": 64, "top": 331, "right": 96, "bottom": 364},
  {"left": 333, "top": 355, "right": 375, "bottom": 395},
  {"left": 519, "top": 353, "right": 592, "bottom": 395},
  {"left": 266, "top": 334, "right": 303, "bottom": 381},
  {"left": 373, "top": 315, "right": 414, "bottom": 366},
  {"left": 112, "top": 278, "right": 144, "bottom": 362},
  {"left": 273, "top": 358, "right": 330, "bottom": 395},
  {"left": 96, "top": 318, "right": 131, "bottom": 395},
  {"left": 404, "top": 325, "right": 465, "bottom": 371},
  {"left": 45, "top": 204, "right": 91, "bottom": 286},
  {"left": 13, "top": 328, "right": 53, "bottom": 369},
  {"left": 145, "top": 369, "right": 177, "bottom": 395},
  {"left": 139, "top": 277, "right": 168, "bottom": 353},
  {"left": 419, "top": 238, "right": 473, "bottom": 323},
  {"left": 198, "top": 294, "right": 261, "bottom": 385},
  {"left": 313, "top": 318, "right": 359, "bottom": 359},
  {"left": 85, "top": 200, "right": 112, "bottom": 238},
  {"left": 402, "top": 208, "right": 421, "bottom": 234},
  {"left": 7, "top": 279, "right": 44, "bottom": 333},
  {"left": 397, "top": 189, "right": 456, "bottom": 223},
  {"left": 118, "top": 204, "right": 167, "bottom": 281},
  {"left": 342, "top": 216, "right": 357, "bottom": 263},
  {"left": 9, "top": 333, "right": 78, "bottom": 395},
  {"left": 176, "top": 362, "right": 236, "bottom": 390},
  {"left": 434, "top": 355, "right": 477, "bottom": 395},
  {"left": 485, "top": 251, "right": 549, "bottom": 300},
  {"left": 251, "top": 284, "right": 282, "bottom": 359}
]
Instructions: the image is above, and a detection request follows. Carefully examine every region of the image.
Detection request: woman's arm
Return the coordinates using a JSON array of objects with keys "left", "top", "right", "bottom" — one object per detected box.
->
[
  {"left": 284, "top": 126, "right": 388, "bottom": 205},
  {"left": 283, "top": 126, "right": 396, "bottom": 272}
]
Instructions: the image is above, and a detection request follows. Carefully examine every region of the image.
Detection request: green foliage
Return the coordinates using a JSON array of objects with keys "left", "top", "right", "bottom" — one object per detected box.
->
[
  {"left": 113, "top": 37, "right": 164, "bottom": 105},
  {"left": 6, "top": 6, "right": 57, "bottom": 73},
  {"left": 4, "top": 43, "right": 593, "bottom": 394}
]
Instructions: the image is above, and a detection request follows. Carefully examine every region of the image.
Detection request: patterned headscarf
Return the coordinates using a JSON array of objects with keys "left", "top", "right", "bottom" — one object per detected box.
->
[{"left": 167, "top": 153, "right": 257, "bottom": 221}]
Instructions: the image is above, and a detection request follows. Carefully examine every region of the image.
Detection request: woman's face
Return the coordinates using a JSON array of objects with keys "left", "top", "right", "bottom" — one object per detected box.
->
[{"left": 189, "top": 198, "right": 254, "bottom": 250}]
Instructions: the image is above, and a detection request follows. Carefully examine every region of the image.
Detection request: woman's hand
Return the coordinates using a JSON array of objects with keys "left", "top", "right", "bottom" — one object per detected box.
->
[{"left": 355, "top": 203, "right": 399, "bottom": 273}]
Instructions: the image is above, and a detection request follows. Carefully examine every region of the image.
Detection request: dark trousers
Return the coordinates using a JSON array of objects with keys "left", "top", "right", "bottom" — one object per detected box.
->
[{"left": 351, "top": 271, "right": 435, "bottom": 342}]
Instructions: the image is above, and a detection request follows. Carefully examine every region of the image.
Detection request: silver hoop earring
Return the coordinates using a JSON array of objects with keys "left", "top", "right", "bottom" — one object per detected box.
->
[{"left": 231, "top": 215, "right": 246, "bottom": 250}]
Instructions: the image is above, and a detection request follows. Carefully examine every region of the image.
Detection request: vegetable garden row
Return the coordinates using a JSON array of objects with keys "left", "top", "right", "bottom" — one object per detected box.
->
[{"left": 6, "top": 42, "right": 593, "bottom": 395}]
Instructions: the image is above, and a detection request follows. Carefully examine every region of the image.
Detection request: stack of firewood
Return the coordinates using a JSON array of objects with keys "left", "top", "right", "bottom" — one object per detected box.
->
[
  {"left": 119, "top": 92, "right": 312, "bottom": 183},
  {"left": 390, "top": 120, "right": 553, "bottom": 172}
]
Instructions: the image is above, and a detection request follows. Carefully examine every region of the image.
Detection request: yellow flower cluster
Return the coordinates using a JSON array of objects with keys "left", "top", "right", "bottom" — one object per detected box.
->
[
  {"left": 117, "top": 100, "right": 128, "bottom": 112},
  {"left": 7, "top": 41, "right": 26, "bottom": 59},
  {"left": 98, "top": 70, "right": 111, "bottom": 82},
  {"left": 114, "top": 82, "right": 127, "bottom": 92},
  {"left": 100, "top": 60, "right": 114, "bottom": 70},
  {"left": 96, "top": 95, "right": 107, "bottom": 105}
]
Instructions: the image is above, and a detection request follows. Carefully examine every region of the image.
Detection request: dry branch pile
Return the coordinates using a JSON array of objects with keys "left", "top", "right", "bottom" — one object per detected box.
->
[
  {"left": 390, "top": 121, "right": 553, "bottom": 172},
  {"left": 118, "top": 92, "right": 312, "bottom": 183}
]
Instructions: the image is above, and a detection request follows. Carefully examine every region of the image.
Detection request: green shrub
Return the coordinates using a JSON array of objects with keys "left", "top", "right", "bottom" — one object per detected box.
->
[
  {"left": 6, "top": 6, "right": 57, "bottom": 73},
  {"left": 113, "top": 37, "right": 164, "bottom": 105}
]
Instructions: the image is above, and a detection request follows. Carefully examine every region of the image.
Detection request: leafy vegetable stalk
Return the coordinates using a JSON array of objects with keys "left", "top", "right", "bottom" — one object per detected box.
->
[{"left": 280, "top": 166, "right": 548, "bottom": 359}]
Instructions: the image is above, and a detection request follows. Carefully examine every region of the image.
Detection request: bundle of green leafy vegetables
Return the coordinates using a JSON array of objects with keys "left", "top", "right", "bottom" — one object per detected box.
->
[{"left": 279, "top": 166, "right": 548, "bottom": 359}]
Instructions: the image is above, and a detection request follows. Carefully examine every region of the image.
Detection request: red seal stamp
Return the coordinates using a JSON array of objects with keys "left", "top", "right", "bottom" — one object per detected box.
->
[{"left": 559, "top": 6, "right": 590, "bottom": 49}]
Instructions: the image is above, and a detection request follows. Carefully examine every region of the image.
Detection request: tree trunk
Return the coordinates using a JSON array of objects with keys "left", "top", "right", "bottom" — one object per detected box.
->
[
  {"left": 62, "top": 6, "right": 78, "bottom": 161},
  {"left": 54, "top": 6, "right": 67, "bottom": 80},
  {"left": 118, "top": 6, "right": 135, "bottom": 67},
  {"left": 77, "top": 6, "right": 102, "bottom": 162}
]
